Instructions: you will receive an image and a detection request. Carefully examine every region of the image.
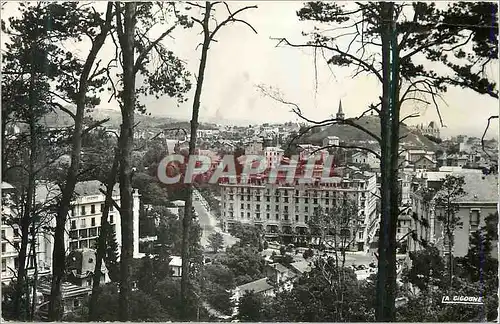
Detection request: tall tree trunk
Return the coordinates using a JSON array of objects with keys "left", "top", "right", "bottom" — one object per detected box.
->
[
  {"left": 117, "top": 3, "right": 137, "bottom": 321},
  {"left": 88, "top": 150, "right": 119, "bottom": 321},
  {"left": 375, "top": 2, "right": 397, "bottom": 321},
  {"left": 15, "top": 61, "right": 37, "bottom": 320},
  {"left": 48, "top": 3, "right": 112, "bottom": 316},
  {"left": 180, "top": 4, "right": 210, "bottom": 319},
  {"left": 30, "top": 220, "right": 38, "bottom": 320},
  {"left": 386, "top": 11, "right": 401, "bottom": 321}
]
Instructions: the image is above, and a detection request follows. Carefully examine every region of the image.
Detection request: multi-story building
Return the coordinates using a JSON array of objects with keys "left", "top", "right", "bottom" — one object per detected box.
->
[
  {"left": 408, "top": 172, "right": 498, "bottom": 258},
  {"left": 264, "top": 146, "right": 284, "bottom": 168},
  {"left": 35, "top": 180, "right": 142, "bottom": 268},
  {"left": 219, "top": 166, "right": 378, "bottom": 251},
  {"left": 297, "top": 144, "right": 329, "bottom": 161},
  {"left": 245, "top": 138, "right": 264, "bottom": 155},
  {"left": 410, "top": 121, "right": 440, "bottom": 139},
  {"left": 351, "top": 150, "right": 379, "bottom": 169},
  {"left": 322, "top": 136, "right": 340, "bottom": 148},
  {"left": 2, "top": 182, "right": 22, "bottom": 283},
  {"left": 1, "top": 182, "right": 52, "bottom": 284}
]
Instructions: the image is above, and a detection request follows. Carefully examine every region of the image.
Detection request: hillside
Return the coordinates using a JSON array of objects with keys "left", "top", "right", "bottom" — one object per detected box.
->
[
  {"left": 307, "top": 115, "right": 441, "bottom": 151},
  {"left": 41, "top": 108, "right": 217, "bottom": 130}
]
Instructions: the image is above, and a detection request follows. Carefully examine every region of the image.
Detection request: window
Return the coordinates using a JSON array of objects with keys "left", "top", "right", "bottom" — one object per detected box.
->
[
  {"left": 80, "top": 219, "right": 86, "bottom": 228},
  {"left": 470, "top": 210, "right": 480, "bottom": 231},
  {"left": 247, "top": 213, "right": 250, "bottom": 218},
  {"left": 110, "top": 215, "right": 114, "bottom": 224},
  {"left": 79, "top": 229, "right": 88, "bottom": 238},
  {"left": 89, "top": 228, "right": 97, "bottom": 237},
  {"left": 69, "top": 230, "right": 78, "bottom": 239},
  {"left": 2, "top": 259, "right": 6, "bottom": 272},
  {"left": 247, "top": 204, "right": 250, "bottom": 209},
  {"left": 295, "top": 215, "right": 299, "bottom": 222},
  {"left": 14, "top": 242, "right": 19, "bottom": 250},
  {"left": 90, "top": 205, "right": 95, "bottom": 214},
  {"left": 241, "top": 212, "right": 244, "bottom": 217},
  {"left": 74, "top": 299, "right": 80, "bottom": 307},
  {"left": 100, "top": 204, "right": 104, "bottom": 213},
  {"left": 313, "top": 198, "right": 318, "bottom": 204},
  {"left": 2, "top": 243, "right": 5, "bottom": 252},
  {"left": 13, "top": 229, "right": 19, "bottom": 237},
  {"left": 71, "top": 207, "right": 75, "bottom": 216},
  {"left": 79, "top": 240, "right": 88, "bottom": 249},
  {"left": 81, "top": 206, "right": 86, "bottom": 216},
  {"left": 71, "top": 220, "right": 76, "bottom": 230},
  {"left": 305, "top": 216, "right": 308, "bottom": 223},
  {"left": 240, "top": 204, "right": 244, "bottom": 209},
  {"left": 1, "top": 230, "right": 5, "bottom": 239},
  {"left": 91, "top": 217, "right": 96, "bottom": 227},
  {"left": 14, "top": 258, "right": 18, "bottom": 269}
]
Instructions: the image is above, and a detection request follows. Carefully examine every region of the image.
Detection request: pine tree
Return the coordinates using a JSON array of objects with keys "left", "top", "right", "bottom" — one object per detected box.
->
[{"left": 105, "top": 224, "right": 120, "bottom": 283}]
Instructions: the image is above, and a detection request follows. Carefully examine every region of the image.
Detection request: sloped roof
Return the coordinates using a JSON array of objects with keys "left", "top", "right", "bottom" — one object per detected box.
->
[
  {"left": 267, "top": 263, "right": 289, "bottom": 273},
  {"left": 289, "top": 261, "right": 313, "bottom": 274},
  {"left": 35, "top": 180, "right": 120, "bottom": 203},
  {"left": 456, "top": 173, "right": 498, "bottom": 203},
  {"left": 1, "top": 182, "right": 14, "bottom": 190},
  {"left": 237, "top": 277, "right": 274, "bottom": 294},
  {"left": 169, "top": 256, "right": 182, "bottom": 267}
]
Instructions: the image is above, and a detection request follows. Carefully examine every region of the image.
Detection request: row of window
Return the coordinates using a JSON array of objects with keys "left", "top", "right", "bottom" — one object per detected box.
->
[
  {"left": 2, "top": 242, "right": 19, "bottom": 252},
  {"left": 69, "top": 238, "right": 98, "bottom": 251},
  {"left": 226, "top": 188, "right": 368, "bottom": 197},
  {"left": 69, "top": 224, "right": 116, "bottom": 240},
  {"left": 1, "top": 228, "right": 20, "bottom": 240},
  {"left": 1, "top": 256, "right": 34, "bottom": 272},
  {"left": 70, "top": 215, "right": 114, "bottom": 230},
  {"left": 226, "top": 198, "right": 365, "bottom": 211},
  {"left": 226, "top": 211, "right": 309, "bottom": 223},
  {"left": 71, "top": 204, "right": 114, "bottom": 217}
]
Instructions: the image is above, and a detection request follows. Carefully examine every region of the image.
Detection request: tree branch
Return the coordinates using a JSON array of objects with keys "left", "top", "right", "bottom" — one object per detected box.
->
[{"left": 209, "top": 4, "right": 258, "bottom": 41}]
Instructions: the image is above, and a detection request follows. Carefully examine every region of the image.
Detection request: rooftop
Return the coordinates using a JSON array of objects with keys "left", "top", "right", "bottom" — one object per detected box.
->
[
  {"left": 267, "top": 263, "right": 290, "bottom": 273},
  {"left": 456, "top": 173, "right": 498, "bottom": 203},
  {"left": 289, "top": 261, "right": 313, "bottom": 275},
  {"left": 236, "top": 277, "right": 274, "bottom": 294},
  {"left": 169, "top": 256, "right": 182, "bottom": 267},
  {"left": 35, "top": 180, "right": 121, "bottom": 203}
]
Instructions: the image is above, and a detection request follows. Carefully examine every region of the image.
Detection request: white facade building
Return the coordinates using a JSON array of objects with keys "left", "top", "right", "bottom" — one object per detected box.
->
[
  {"left": 219, "top": 167, "right": 378, "bottom": 251},
  {"left": 264, "top": 147, "right": 284, "bottom": 168},
  {"left": 1, "top": 180, "right": 143, "bottom": 284}
]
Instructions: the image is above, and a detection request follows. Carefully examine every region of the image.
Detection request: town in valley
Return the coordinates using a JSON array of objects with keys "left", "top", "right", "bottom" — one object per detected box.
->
[{"left": 2, "top": 1, "right": 498, "bottom": 322}]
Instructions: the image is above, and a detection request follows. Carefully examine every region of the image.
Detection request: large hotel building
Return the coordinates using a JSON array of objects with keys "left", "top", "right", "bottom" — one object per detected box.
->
[{"left": 219, "top": 165, "right": 379, "bottom": 251}]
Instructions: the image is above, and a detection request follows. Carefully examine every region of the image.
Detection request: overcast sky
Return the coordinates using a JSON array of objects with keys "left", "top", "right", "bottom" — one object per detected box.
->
[{"left": 2, "top": 1, "right": 499, "bottom": 138}]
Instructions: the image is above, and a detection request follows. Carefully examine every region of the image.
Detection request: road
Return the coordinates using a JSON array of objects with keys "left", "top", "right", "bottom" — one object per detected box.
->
[{"left": 192, "top": 199, "right": 238, "bottom": 249}]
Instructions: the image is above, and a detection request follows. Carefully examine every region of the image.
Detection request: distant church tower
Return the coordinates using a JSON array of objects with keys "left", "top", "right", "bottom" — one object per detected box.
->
[{"left": 336, "top": 100, "right": 345, "bottom": 120}]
